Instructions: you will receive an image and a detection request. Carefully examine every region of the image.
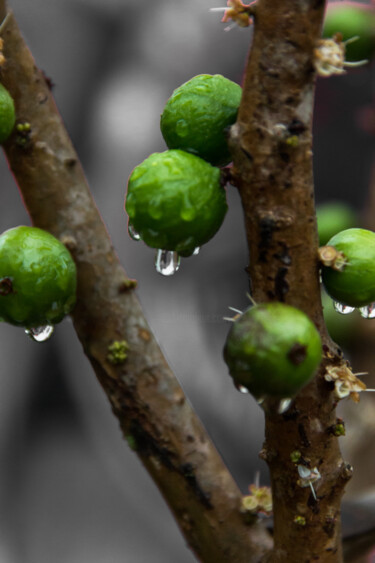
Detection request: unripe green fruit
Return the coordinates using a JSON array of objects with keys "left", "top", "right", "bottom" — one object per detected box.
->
[
  {"left": 322, "top": 228, "right": 375, "bottom": 308},
  {"left": 125, "top": 150, "right": 227, "bottom": 256},
  {"left": 317, "top": 202, "right": 357, "bottom": 246},
  {"left": 0, "top": 83, "right": 15, "bottom": 143},
  {"left": 323, "top": 2, "right": 375, "bottom": 62},
  {"left": 0, "top": 226, "right": 77, "bottom": 328},
  {"left": 224, "top": 303, "right": 322, "bottom": 399},
  {"left": 160, "top": 74, "right": 242, "bottom": 167}
]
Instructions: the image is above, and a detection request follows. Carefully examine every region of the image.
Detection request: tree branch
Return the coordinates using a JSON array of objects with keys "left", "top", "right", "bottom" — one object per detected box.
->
[
  {"left": 0, "top": 3, "right": 273, "bottom": 561},
  {"left": 230, "top": 1, "right": 349, "bottom": 561}
]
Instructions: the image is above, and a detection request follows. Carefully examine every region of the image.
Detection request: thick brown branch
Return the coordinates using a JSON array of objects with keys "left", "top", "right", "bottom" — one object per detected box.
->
[
  {"left": 230, "top": 1, "right": 349, "bottom": 561},
  {"left": 0, "top": 5, "right": 273, "bottom": 562}
]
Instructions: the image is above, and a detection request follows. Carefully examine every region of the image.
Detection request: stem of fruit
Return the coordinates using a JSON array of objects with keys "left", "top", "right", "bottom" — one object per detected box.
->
[
  {"left": 230, "top": 1, "right": 349, "bottom": 561},
  {"left": 0, "top": 3, "right": 273, "bottom": 561}
]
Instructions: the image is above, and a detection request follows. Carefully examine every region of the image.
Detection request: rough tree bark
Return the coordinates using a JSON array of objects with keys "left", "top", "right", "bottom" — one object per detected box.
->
[
  {"left": 0, "top": 0, "right": 357, "bottom": 561},
  {"left": 230, "top": 1, "right": 351, "bottom": 561}
]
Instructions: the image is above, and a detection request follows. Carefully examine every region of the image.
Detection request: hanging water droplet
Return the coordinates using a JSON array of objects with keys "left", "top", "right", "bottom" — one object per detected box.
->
[
  {"left": 359, "top": 302, "right": 375, "bottom": 319},
  {"left": 192, "top": 247, "right": 200, "bottom": 256},
  {"left": 25, "top": 324, "right": 54, "bottom": 342},
  {"left": 333, "top": 301, "right": 355, "bottom": 315},
  {"left": 234, "top": 382, "right": 249, "bottom": 394},
  {"left": 128, "top": 224, "right": 141, "bottom": 241},
  {"left": 277, "top": 398, "right": 293, "bottom": 414},
  {"left": 155, "top": 249, "right": 180, "bottom": 276}
]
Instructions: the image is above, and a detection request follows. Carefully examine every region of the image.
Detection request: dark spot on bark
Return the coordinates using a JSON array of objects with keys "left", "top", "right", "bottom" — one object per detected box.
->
[
  {"left": 282, "top": 406, "right": 300, "bottom": 421},
  {"left": 288, "top": 343, "right": 307, "bottom": 366},
  {"left": 279, "top": 152, "right": 290, "bottom": 163},
  {"left": 0, "top": 277, "right": 14, "bottom": 296},
  {"left": 267, "top": 290, "right": 275, "bottom": 299},
  {"left": 258, "top": 216, "right": 276, "bottom": 262},
  {"left": 288, "top": 119, "right": 306, "bottom": 135},
  {"left": 286, "top": 40, "right": 300, "bottom": 50},
  {"left": 312, "top": 0, "right": 325, "bottom": 8},
  {"left": 274, "top": 267, "right": 289, "bottom": 301},
  {"left": 323, "top": 517, "right": 336, "bottom": 537},
  {"left": 268, "top": 174, "right": 276, "bottom": 186},
  {"left": 180, "top": 463, "right": 213, "bottom": 509},
  {"left": 307, "top": 493, "right": 320, "bottom": 513},
  {"left": 64, "top": 157, "right": 77, "bottom": 167},
  {"left": 241, "top": 147, "right": 253, "bottom": 161},
  {"left": 284, "top": 180, "right": 292, "bottom": 189},
  {"left": 298, "top": 423, "right": 311, "bottom": 447},
  {"left": 129, "top": 420, "right": 175, "bottom": 470}
]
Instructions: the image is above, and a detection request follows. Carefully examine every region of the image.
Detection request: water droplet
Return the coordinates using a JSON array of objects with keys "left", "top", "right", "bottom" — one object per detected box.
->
[
  {"left": 256, "top": 397, "right": 265, "bottom": 406},
  {"left": 297, "top": 465, "right": 311, "bottom": 479},
  {"left": 25, "top": 324, "right": 54, "bottom": 342},
  {"left": 192, "top": 247, "right": 200, "bottom": 256},
  {"left": 333, "top": 302, "right": 355, "bottom": 315},
  {"left": 155, "top": 250, "right": 180, "bottom": 276},
  {"left": 128, "top": 224, "right": 141, "bottom": 241},
  {"left": 176, "top": 119, "right": 189, "bottom": 138},
  {"left": 359, "top": 302, "right": 375, "bottom": 319},
  {"left": 277, "top": 398, "right": 293, "bottom": 414},
  {"left": 234, "top": 382, "right": 249, "bottom": 394}
]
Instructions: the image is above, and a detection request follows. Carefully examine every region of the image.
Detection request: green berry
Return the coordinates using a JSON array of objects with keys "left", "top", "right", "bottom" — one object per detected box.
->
[
  {"left": 0, "top": 226, "right": 76, "bottom": 328},
  {"left": 125, "top": 150, "right": 227, "bottom": 256},
  {"left": 317, "top": 202, "right": 357, "bottom": 246},
  {"left": 224, "top": 303, "right": 322, "bottom": 399},
  {"left": 0, "top": 83, "right": 15, "bottom": 143},
  {"left": 160, "top": 74, "right": 242, "bottom": 167},
  {"left": 322, "top": 228, "right": 375, "bottom": 308},
  {"left": 323, "top": 2, "right": 375, "bottom": 62}
]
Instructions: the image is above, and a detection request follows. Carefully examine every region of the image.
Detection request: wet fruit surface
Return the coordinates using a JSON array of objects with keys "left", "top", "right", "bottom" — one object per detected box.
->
[
  {"left": 125, "top": 149, "right": 227, "bottom": 256},
  {"left": 224, "top": 303, "right": 322, "bottom": 398},
  {"left": 0, "top": 226, "right": 77, "bottom": 328},
  {"left": 0, "top": 83, "right": 15, "bottom": 143},
  {"left": 322, "top": 228, "right": 375, "bottom": 308},
  {"left": 160, "top": 74, "right": 242, "bottom": 167}
]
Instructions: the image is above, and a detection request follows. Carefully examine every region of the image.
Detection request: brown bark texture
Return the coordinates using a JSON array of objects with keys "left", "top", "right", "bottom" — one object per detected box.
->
[
  {"left": 0, "top": 3, "right": 274, "bottom": 562},
  {"left": 229, "top": 1, "right": 352, "bottom": 561}
]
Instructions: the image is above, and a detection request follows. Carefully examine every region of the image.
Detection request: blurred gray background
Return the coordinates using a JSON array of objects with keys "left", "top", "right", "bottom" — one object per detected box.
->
[{"left": 0, "top": 1, "right": 373, "bottom": 562}]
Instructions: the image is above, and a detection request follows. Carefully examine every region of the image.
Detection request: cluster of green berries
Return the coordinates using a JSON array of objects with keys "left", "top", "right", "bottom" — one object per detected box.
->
[
  {"left": 0, "top": 226, "right": 77, "bottom": 331},
  {"left": 125, "top": 74, "right": 242, "bottom": 262}
]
